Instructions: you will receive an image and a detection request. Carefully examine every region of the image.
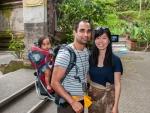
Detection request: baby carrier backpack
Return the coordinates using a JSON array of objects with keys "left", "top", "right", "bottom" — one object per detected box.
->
[{"left": 28, "top": 44, "right": 76, "bottom": 103}]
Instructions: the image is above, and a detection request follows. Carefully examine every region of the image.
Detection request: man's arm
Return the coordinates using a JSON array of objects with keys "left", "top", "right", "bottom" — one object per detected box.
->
[
  {"left": 51, "top": 48, "right": 83, "bottom": 113},
  {"left": 51, "top": 66, "right": 83, "bottom": 113},
  {"left": 51, "top": 65, "right": 74, "bottom": 104}
]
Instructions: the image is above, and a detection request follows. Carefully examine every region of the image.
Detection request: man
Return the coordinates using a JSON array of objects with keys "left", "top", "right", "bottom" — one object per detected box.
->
[{"left": 51, "top": 20, "right": 92, "bottom": 113}]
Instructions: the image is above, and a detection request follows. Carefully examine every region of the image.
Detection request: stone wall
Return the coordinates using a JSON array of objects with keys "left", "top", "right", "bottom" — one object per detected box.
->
[
  {"left": 0, "top": 3, "right": 23, "bottom": 32},
  {"left": 0, "top": 0, "right": 57, "bottom": 59},
  {"left": 23, "top": 1, "right": 48, "bottom": 59},
  {"left": 24, "top": 22, "right": 47, "bottom": 53}
]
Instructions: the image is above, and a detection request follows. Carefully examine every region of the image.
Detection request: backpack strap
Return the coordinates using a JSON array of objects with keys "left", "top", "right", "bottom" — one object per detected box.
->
[
  {"left": 60, "top": 45, "right": 76, "bottom": 82},
  {"left": 64, "top": 46, "right": 76, "bottom": 75},
  {"left": 55, "top": 45, "right": 77, "bottom": 106}
]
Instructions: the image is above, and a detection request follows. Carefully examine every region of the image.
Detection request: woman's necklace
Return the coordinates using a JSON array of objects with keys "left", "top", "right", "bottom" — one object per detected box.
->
[{"left": 98, "top": 55, "right": 105, "bottom": 67}]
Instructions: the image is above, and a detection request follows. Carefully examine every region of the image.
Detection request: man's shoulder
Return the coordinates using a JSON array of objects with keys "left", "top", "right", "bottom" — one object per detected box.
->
[
  {"left": 59, "top": 43, "right": 75, "bottom": 54},
  {"left": 55, "top": 43, "right": 74, "bottom": 59}
]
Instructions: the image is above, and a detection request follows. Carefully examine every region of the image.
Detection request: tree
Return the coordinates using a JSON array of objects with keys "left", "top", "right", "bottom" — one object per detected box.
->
[{"left": 57, "top": 0, "right": 106, "bottom": 42}]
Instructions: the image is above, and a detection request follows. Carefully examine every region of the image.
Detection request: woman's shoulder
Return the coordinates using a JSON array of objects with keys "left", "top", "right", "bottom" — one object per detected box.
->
[
  {"left": 112, "top": 54, "right": 122, "bottom": 64},
  {"left": 112, "top": 54, "right": 123, "bottom": 74}
]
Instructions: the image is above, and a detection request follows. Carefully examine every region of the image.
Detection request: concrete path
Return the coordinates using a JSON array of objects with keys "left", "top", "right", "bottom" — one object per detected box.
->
[{"left": 119, "top": 51, "right": 150, "bottom": 113}]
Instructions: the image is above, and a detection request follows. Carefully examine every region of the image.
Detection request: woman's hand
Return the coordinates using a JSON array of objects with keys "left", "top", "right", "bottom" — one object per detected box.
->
[{"left": 111, "top": 106, "right": 119, "bottom": 113}]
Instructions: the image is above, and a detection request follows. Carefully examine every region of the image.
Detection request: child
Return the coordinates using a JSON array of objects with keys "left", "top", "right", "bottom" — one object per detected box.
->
[{"left": 37, "top": 36, "right": 54, "bottom": 92}]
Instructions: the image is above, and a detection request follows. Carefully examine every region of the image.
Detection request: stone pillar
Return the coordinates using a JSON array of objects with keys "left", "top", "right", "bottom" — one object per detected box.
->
[{"left": 23, "top": 0, "right": 48, "bottom": 59}]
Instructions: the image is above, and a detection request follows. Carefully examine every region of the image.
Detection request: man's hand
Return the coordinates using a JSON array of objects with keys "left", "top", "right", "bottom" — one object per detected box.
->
[{"left": 71, "top": 101, "right": 83, "bottom": 113}]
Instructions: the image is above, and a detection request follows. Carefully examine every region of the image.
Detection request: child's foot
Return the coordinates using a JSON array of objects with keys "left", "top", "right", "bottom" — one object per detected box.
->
[{"left": 47, "top": 85, "right": 54, "bottom": 93}]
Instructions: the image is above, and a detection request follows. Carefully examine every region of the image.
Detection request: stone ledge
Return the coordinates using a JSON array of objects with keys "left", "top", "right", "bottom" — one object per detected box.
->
[{"left": 0, "top": 59, "right": 32, "bottom": 74}]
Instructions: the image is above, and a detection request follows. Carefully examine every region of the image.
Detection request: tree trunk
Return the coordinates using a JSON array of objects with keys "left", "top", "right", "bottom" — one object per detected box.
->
[{"left": 144, "top": 42, "right": 150, "bottom": 51}]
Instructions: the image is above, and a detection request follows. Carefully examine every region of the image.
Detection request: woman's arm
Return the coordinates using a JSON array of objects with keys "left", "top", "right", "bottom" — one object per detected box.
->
[{"left": 112, "top": 72, "right": 121, "bottom": 113}]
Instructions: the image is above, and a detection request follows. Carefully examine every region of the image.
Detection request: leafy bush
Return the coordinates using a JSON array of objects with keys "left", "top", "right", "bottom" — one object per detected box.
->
[{"left": 9, "top": 33, "right": 25, "bottom": 58}]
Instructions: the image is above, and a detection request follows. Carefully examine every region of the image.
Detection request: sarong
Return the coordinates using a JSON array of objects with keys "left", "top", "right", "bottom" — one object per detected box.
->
[{"left": 88, "top": 81, "right": 115, "bottom": 113}]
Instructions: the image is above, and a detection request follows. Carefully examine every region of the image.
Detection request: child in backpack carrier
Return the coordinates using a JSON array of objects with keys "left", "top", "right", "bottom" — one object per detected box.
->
[{"left": 30, "top": 36, "right": 54, "bottom": 93}]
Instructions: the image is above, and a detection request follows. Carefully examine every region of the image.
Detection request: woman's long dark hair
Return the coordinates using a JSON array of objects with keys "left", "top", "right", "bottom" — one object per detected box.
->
[{"left": 89, "top": 27, "right": 113, "bottom": 67}]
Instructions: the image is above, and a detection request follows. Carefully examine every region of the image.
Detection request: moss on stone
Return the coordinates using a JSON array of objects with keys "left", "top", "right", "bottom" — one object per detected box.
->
[
  {"left": 0, "top": 5, "right": 12, "bottom": 20},
  {"left": 0, "top": 59, "right": 33, "bottom": 74}
]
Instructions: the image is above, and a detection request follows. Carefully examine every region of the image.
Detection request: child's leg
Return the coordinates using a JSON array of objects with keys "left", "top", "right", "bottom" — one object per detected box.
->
[{"left": 44, "top": 68, "right": 52, "bottom": 91}]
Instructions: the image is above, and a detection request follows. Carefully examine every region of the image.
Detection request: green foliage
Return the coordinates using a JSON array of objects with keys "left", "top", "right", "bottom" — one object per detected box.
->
[
  {"left": 57, "top": 0, "right": 150, "bottom": 50},
  {"left": 118, "top": 11, "right": 139, "bottom": 22},
  {"left": 57, "top": 0, "right": 106, "bottom": 42},
  {"left": 121, "top": 22, "right": 144, "bottom": 40},
  {"left": 118, "top": 9, "right": 150, "bottom": 46},
  {"left": 141, "top": 24, "right": 150, "bottom": 46},
  {"left": 116, "top": 0, "right": 150, "bottom": 45},
  {"left": 104, "top": 14, "right": 127, "bottom": 35},
  {"left": 139, "top": 10, "right": 150, "bottom": 24},
  {"left": 116, "top": 0, "right": 139, "bottom": 11},
  {"left": 9, "top": 33, "right": 24, "bottom": 58},
  {"left": 0, "top": 6, "right": 12, "bottom": 19}
]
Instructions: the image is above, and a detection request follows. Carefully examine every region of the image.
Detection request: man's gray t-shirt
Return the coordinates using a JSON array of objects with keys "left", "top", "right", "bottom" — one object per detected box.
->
[{"left": 54, "top": 43, "right": 89, "bottom": 96}]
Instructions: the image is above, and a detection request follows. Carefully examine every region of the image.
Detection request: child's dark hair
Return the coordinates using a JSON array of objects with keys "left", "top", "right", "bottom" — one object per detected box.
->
[{"left": 38, "top": 36, "right": 52, "bottom": 48}]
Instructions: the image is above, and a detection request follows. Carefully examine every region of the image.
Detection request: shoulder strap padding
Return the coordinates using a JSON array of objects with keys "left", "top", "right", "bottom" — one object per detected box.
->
[{"left": 59, "top": 45, "right": 76, "bottom": 82}]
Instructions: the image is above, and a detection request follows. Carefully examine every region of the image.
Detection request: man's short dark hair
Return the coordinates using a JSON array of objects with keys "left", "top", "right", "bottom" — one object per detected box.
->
[{"left": 73, "top": 19, "right": 91, "bottom": 32}]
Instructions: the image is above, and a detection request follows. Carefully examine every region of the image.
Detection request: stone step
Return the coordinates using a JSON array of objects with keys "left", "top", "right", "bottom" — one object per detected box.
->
[{"left": 0, "top": 69, "right": 34, "bottom": 102}]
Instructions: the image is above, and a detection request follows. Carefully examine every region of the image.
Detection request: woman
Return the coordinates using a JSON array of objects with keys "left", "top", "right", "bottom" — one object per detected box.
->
[{"left": 88, "top": 27, "right": 123, "bottom": 113}]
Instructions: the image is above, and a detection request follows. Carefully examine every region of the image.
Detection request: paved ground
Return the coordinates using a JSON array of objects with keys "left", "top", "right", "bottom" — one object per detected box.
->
[
  {"left": 119, "top": 51, "right": 150, "bottom": 113},
  {"left": 0, "top": 51, "right": 16, "bottom": 65},
  {"left": 0, "top": 51, "right": 16, "bottom": 77},
  {"left": 40, "top": 51, "right": 150, "bottom": 113}
]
